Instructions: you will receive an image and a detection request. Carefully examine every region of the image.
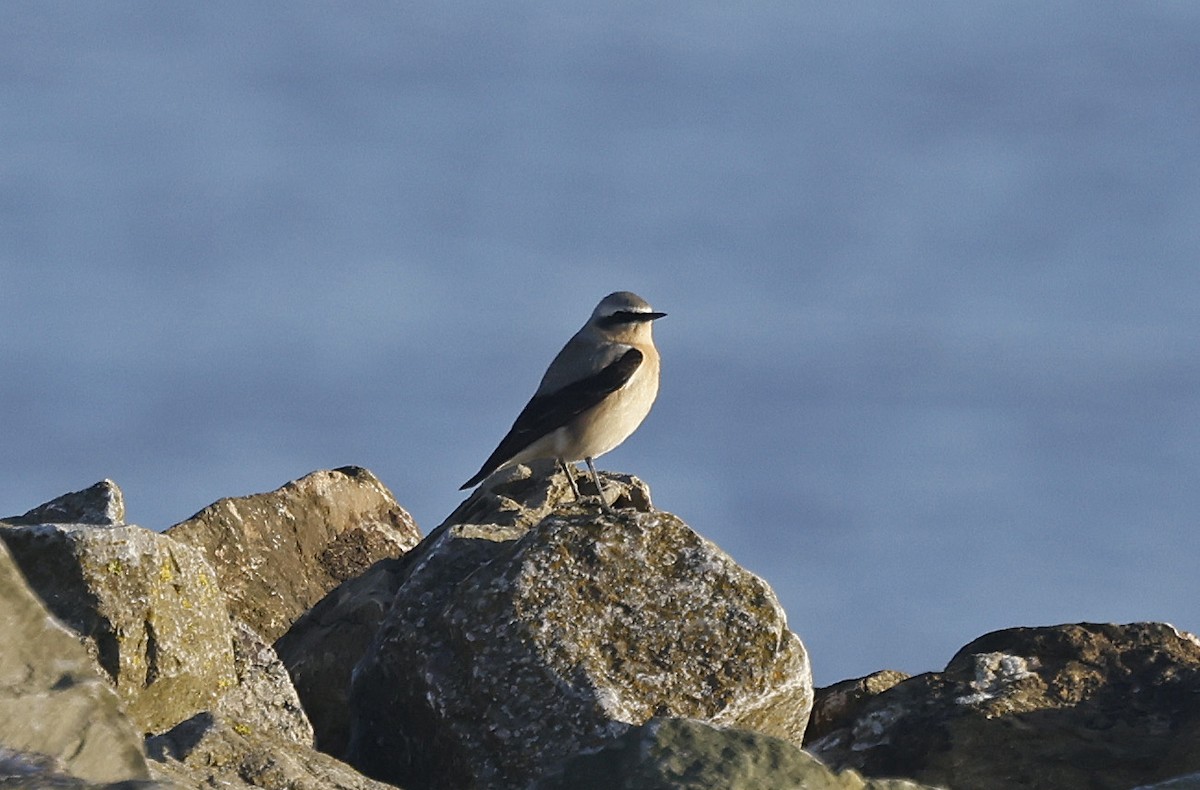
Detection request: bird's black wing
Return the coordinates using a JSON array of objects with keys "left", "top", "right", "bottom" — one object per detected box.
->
[{"left": 460, "top": 347, "right": 643, "bottom": 489}]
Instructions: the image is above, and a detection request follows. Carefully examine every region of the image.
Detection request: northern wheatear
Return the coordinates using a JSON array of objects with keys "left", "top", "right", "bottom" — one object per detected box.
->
[{"left": 461, "top": 291, "right": 666, "bottom": 509}]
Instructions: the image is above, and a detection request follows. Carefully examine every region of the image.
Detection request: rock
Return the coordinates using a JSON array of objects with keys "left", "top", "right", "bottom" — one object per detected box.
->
[
  {"left": 534, "top": 717, "right": 939, "bottom": 790},
  {"left": 1134, "top": 775, "right": 1200, "bottom": 790},
  {"left": 3, "top": 479, "right": 125, "bottom": 526},
  {"left": 165, "top": 466, "right": 420, "bottom": 643},
  {"left": 0, "top": 539, "right": 152, "bottom": 784},
  {"left": 0, "top": 521, "right": 237, "bottom": 735},
  {"left": 274, "top": 556, "right": 408, "bottom": 756},
  {"left": 806, "top": 670, "right": 910, "bottom": 745},
  {"left": 146, "top": 711, "right": 397, "bottom": 790},
  {"left": 218, "top": 618, "right": 314, "bottom": 746},
  {"left": 345, "top": 467, "right": 812, "bottom": 790},
  {"left": 276, "top": 461, "right": 653, "bottom": 759},
  {"left": 809, "top": 622, "right": 1200, "bottom": 790}
]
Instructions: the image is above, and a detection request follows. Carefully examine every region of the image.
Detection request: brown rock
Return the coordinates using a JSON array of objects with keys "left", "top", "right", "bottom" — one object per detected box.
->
[
  {"left": 809, "top": 622, "right": 1200, "bottom": 790},
  {"left": 166, "top": 466, "right": 420, "bottom": 642},
  {"left": 806, "top": 670, "right": 910, "bottom": 745},
  {"left": 345, "top": 467, "right": 812, "bottom": 790}
]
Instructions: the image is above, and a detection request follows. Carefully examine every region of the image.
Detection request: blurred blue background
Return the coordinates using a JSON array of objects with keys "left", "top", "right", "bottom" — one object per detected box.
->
[{"left": 3, "top": 3, "right": 1198, "bottom": 686}]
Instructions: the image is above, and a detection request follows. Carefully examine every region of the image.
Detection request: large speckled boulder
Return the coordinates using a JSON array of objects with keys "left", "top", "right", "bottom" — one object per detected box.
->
[
  {"left": 345, "top": 465, "right": 812, "bottom": 790},
  {"left": 810, "top": 622, "right": 1200, "bottom": 790},
  {"left": 275, "top": 461, "right": 653, "bottom": 758},
  {"left": 0, "top": 539, "right": 152, "bottom": 784},
  {"left": 0, "top": 521, "right": 237, "bottom": 735},
  {"left": 166, "top": 466, "right": 420, "bottom": 642},
  {"left": 535, "top": 718, "right": 938, "bottom": 790}
]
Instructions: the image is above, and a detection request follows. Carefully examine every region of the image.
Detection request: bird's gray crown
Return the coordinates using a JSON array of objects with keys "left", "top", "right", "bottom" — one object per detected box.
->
[{"left": 591, "top": 291, "right": 665, "bottom": 326}]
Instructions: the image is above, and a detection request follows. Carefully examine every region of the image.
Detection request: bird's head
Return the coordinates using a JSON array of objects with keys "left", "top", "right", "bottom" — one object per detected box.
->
[{"left": 588, "top": 291, "right": 666, "bottom": 340}]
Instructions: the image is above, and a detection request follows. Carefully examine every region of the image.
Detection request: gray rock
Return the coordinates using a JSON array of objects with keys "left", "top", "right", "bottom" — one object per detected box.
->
[
  {"left": 1134, "top": 775, "right": 1200, "bottom": 790},
  {"left": 806, "top": 670, "right": 910, "bottom": 746},
  {"left": 0, "top": 522, "right": 237, "bottom": 735},
  {"left": 218, "top": 618, "right": 314, "bottom": 746},
  {"left": 809, "top": 622, "right": 1200, "bottom": 790},
  {"left": 4, "top": 479, "right": 125, "bottom": 526},
  {"left": 166, "top": 466, "right": 420, "bottom": 643},
  {"left": 346, "top": 468, "right": 812, "bottom": 790},
  {"left": 146, "top": 712, "right": 397, "bottom": 790},
  {"left": 274, "top": 556, "right": 407, "bottom": 756},
  {"left": 534, "top": 718, "right": 939, "bottom": 790},
  {"left": 276, "top": 462, "right": 653, "bottom": 759},
  {"left": 0, "top": 539, "right": 151, "bottom": 784}
]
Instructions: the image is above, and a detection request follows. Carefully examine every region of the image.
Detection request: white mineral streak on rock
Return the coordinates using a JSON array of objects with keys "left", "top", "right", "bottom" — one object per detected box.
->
[
  {"left": 850, "top": 705, "right": 902, "bottom": 751},
  {"left": 955, "top": 651, "right": 1038, "bottom": 706}
]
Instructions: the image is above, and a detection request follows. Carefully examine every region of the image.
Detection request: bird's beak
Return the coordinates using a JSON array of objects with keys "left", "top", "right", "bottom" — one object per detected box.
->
[{"left": 642, "top": 311, "right": 667, "bottom": 321}]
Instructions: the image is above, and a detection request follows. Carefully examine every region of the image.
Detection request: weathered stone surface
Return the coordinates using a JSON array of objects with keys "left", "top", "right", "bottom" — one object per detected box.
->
[
  {"left": 219, "top": 618, "right": 314, "bottom": 746},
  {"left": 274, "top": 556, "right": 407, "bottom": 756},
  {"left": 0, "top": 539, "right": 151, "bottom": 784},
  {"left": 3, "top": 479, "right": 125, "bottom": 526},
  {"left": 0, "top": 522, "right": 236, "bottom": 735},
  {"left": 277, "top": 461, "right": 653, "bottom": 760},
  {"left": 166, "top": 466, "right": 420, "bottom": 643},
  {"left": 534, "top": 718, "right": 939, "bottom": 790},
  {"left": 806, "top": 670, "right": 911, "bottom": 745},
  {"left": 146, "top": 712, "right": 396, "bottom": 790},
  {"left": 810, "top": 622, "right": 1200, "bottom": 790},
  {"left": 345, "top": 468, "right": 812, "bottom": 790},
  {"left": 1134, "top": 775, "right": 1200, "bottom": 790}
]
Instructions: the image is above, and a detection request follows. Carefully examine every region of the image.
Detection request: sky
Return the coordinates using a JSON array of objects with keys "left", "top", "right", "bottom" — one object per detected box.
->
[{"left": 3, "top": 3, "right": 1199, "bottom": 687}]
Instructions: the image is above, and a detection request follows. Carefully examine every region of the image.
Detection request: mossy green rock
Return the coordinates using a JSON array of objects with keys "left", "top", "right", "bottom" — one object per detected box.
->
[
  {"left": 0, "top": 522, "right": 236, "bottom": 734},
  {"left": 535, "top": 718, "right": 938, "bottom": 790}
]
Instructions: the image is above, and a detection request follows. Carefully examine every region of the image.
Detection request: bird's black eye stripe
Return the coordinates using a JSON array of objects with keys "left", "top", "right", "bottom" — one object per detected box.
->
[{"left": 598, "top": 310, "right": 647, "bottom": 328}]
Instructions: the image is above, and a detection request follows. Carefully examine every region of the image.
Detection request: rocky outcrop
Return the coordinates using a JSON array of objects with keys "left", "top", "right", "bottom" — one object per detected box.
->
[
  {"left": 534, "top": 717, "right": 937, "bottom": 790},
  {"left": 806, "top": 670, "right": 910, "bottom": 745},
  {"left": 809, "top": 622, "right": 1200, "bottom": 790},
  {"left": 0, "top": 520, "right": 237, "bottom": 734},
  {"left": 11, "top": 470, "right": 1200, "bottom": 790},
  {"left": 3, "top": 479, "right": 126, "bottom": 527},
  {"left": 166, "top": 466, "right": 420, "bottom": 642},
  {"left": 345, "top": 465, "right": 812, "bottom": 790},
  {"left": 0, "top": 539, "right": 152, "bottom": 784},
  {"left": 0, "top": 472, "right": 419, "bottom": 790}
]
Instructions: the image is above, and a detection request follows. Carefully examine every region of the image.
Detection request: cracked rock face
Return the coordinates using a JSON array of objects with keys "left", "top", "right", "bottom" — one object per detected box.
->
[
  {"left": 166, "top": 466, "right": 421, "bottom": 643},
  {"left": 0, "top": 539, "right": 151, "bottom": 784},
  {"left": 345, "top": 469, "right": 812, "bottom": 790},
  {"left": 809, "top": 622, "right": 1200, "bottom": 790},
  {"left": 0, "top": 522, "right": 237, "bottom": 735}
]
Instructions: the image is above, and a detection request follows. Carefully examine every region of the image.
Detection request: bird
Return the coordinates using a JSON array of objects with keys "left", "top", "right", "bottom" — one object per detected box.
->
[{"left": 460, "top": 291, "right": 666, "bottom": 510}]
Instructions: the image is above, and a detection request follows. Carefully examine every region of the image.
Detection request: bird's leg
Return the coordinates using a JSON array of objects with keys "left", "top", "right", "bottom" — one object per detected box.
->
[
  {"left": 585, "top": 457, "right": 615, "bottom": 514},
  {"left": 559, "top": 457, "right": 582, "bottom": 500}
]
